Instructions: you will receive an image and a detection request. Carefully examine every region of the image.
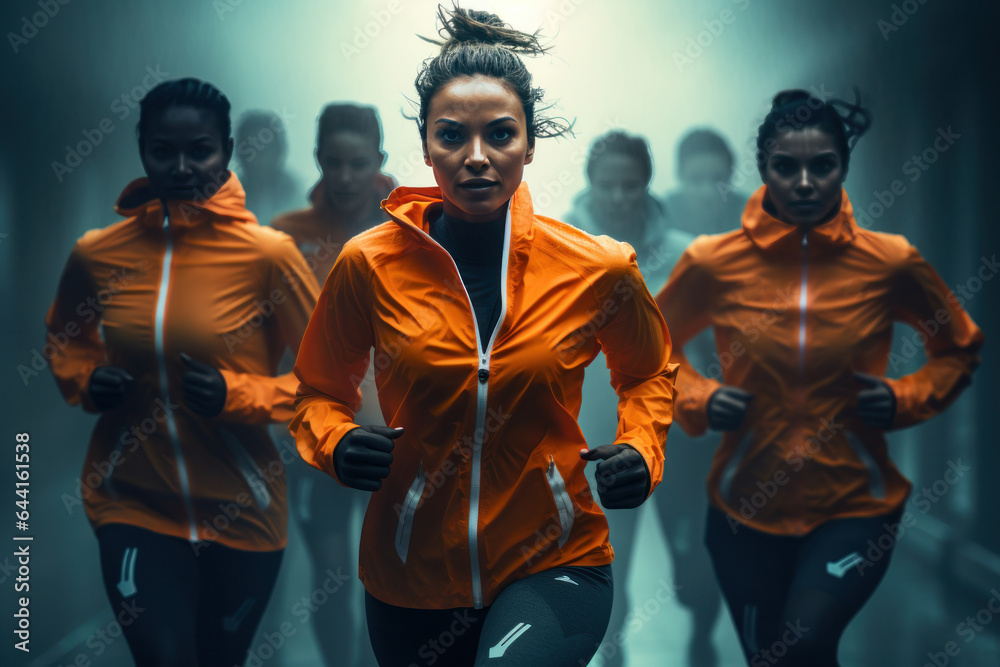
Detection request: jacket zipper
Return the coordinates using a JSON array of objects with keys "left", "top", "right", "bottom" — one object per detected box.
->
[
  {"left": 410, "top": 207, "right": 512, "bottom": 609},
  {"left": 156, "top": 213, "right": 198, "bottom": 542},
  {"left": 798, "top": 232, "right": 808, "bottom": 380}
]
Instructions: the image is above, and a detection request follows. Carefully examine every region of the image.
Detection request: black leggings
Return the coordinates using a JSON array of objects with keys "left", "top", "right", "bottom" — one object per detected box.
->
[
  {"left": 705, "top": 506, "right": 901, "bottom": 667},
  {"left": 364, "top": 564, "right": 613, "bottom": 667},
  {"left": 95, "top": 523, "right": 283, "bottom": 666}
]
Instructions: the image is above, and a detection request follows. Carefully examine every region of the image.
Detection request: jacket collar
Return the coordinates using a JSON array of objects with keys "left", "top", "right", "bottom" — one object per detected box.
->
[
  {"left": 381, "top": 181, "right": 536, "bottom": 286},
  {"left": 115, "top": 171, "right": 257, "bottom": 230},
  {"left": 741, "top": 184, "right": 858, "bottom": 250}
]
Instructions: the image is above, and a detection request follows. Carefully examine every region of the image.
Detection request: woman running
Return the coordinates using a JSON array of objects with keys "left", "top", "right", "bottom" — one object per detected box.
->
[
  {"left": 46, "top": 78, "right": 320, "bottom": 666},
  {"left": 271, "top": 102, "right": 397, "bottom": 667},
  {"left": 290, "top": 6, "right": 678, "bottom": 666},
  {"left": 655, "top": 89, "right": 984, "bottom": 666},
  {"left": 566, "top": 130, "right": 718, "bottom": 667}
]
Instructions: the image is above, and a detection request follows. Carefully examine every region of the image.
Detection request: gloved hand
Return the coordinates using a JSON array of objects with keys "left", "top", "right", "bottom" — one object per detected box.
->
[
  {"left": 579, "top": 444, "right": 651, "bottom": 509},
  {"left": 707, "top": 386, "right": 755, "bottom": 431},
  {"left": 854, "top": 372, "right": 897, "bottom": 429},
  {"left": 333, "top": 425, "right": 404, "bottom": 492},
  {"left": 87, "top": 366, "right": 135, "bottom": 411},
  {"left": 180, "top": 353, "right": 227, "bottom": 417}
]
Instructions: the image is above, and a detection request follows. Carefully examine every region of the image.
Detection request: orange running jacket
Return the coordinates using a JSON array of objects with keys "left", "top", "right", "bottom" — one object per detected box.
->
[
  {"left": 655, "top": 185, "right": 984, "bottom": 535},
  {"left": 46, "top": 172, "right": 320, "bottom": 551},
  {"left": 290, "top": 181, "right": 678, "bottom": 609}
]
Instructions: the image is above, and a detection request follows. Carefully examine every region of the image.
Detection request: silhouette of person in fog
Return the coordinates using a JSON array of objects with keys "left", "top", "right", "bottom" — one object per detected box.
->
[
  {"left": 663, "top": 128, "right": 749, "bottom": 236},
  {"left": 236, "top": 109, "right": 304, "bottom": 229},
  {"left": 567, "top": 130, "right": 716, "bottom": 667},
  {"left": 270, "top": 102, "right": 397, "bottom": 667}
]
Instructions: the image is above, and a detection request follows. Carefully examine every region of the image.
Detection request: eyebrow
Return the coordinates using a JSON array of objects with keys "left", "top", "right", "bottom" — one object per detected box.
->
[
  {"left": 434, "top": 116, "right": 519, "bottom": 128},
  {"left": 771, "top": 150, "right": 839, "bottom": 159}
]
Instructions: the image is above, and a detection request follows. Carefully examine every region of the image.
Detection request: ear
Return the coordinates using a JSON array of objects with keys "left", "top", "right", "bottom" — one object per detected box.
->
[
  {"left": 422, "top": 139, "right": 432, "bottom": 167},
  {"left": 524, "top": 138, "right": 535, "bottom": 166},
  {"left": 314, "top": 148, "right": 322, "bottom": 172},
  {"left": 379, "top": 150, "right": 387, "bottom": 168}
]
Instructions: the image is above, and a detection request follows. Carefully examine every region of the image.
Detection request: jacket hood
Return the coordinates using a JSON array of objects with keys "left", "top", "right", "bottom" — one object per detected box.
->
[
  {"left": 381, "top": 181, "right": 536, "bottom": 287},
  {"left": 742, "top": 184, "right": 858, "bottom": 250},
  {"left": 115, "top": 171, "right": 257, "bottom": 229}
]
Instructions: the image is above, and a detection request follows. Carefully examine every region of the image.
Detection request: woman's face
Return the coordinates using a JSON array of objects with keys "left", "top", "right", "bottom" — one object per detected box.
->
[
  {"left": 141, "top": 105, "right": 233, "bottom": 202},
  {"left": 761, "top": 126, "right": 845, "bottom": 227},
  {"left": 590, "top": 152, "right": 648, "bottom": 222},
  {"left": 423, "top": 75, "right": 534, "bottom": 222},
  {"left": 679, "top": 152, "right": 731, "bottom": 208},
  {"left": 317, "top": 130, "right": 384, "bottom": 213}
]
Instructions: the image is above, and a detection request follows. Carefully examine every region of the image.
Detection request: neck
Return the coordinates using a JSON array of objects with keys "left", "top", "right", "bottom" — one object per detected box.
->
[{"left": 442, "top": 198, "right": 509, "bottom": 224}]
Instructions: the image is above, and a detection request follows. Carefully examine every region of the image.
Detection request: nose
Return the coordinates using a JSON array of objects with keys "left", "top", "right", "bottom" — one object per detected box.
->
[
  {"left": 794, "top": 167, "right": 814, "bottom": 195},
  {"left": 465, "top": 137, "right": 488, "bottom": 172},
  {"left": 171, "top": 153, "right": 193, "bottom": 178},
  {"left": 610, "top": 186, "right": 626, "bottom": 205}
]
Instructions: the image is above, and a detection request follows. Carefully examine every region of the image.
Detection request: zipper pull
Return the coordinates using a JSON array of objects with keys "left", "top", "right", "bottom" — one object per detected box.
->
[{"left": 478, "top": 368, "right": 490, "bottom": 383}]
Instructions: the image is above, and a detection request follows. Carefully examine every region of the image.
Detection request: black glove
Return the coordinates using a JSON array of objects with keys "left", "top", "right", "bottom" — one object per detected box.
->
[
  {"left": 579, "top": 444, "right": 651, "bottom": 509},
  {"left": 180, "top": 353, "right": 227, "bottom": 417},
  {"left": 87, "top": 366, "right": 134, "bottom": 411},
  {"left": 707, "top": 386, "right": 755, "bottom": 431},
  {"left": 854, "top": 372, "right": 897, "bottom": 429},
  {"left": 333, "top": 425, "right": 404, "bottom": 492}
]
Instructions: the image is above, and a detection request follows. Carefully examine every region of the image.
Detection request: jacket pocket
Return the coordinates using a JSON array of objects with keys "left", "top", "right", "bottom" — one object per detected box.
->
[
  {"left": 395, "top": 462, "right": 426, "bottom": 564},
  {"left": 545, "top": 455, "right": 574, "bottom": 549},
  {"left": 844, "top": 430, "right": 886, "bottom": 500},
  {"left": 219, "top": 428, "right": 271, "bottom": 510}
]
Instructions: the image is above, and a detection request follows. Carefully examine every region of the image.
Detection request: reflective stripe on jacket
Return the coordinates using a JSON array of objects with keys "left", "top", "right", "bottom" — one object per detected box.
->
[
  {"left": 291, "top": 181, "right": 678, "bottom": 608},
  {"left": 655, "top": 185, "right": 984, "bottom": 535}
]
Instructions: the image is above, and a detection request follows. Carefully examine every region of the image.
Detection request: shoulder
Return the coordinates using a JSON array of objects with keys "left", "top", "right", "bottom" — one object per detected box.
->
[
  {"left": 270, "top": 207, "right": 316, "bottom": 237},
  {"left": 533, "top": 214, "right": 637, "bottom": 273},
  {"left": 341, "top": 219, "right": 407, "bottom": 270},
  {"left": 71, "top": 217, "right": 139, "bottom": 259},
  {"left": 852, "top": 227, "right": 920, "bottom": 268}
]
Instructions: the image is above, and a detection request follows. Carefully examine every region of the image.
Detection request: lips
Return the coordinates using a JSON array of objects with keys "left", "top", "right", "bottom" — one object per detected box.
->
[
  {"left": 789, "top": 200, "right": 820, "bottom": 208},
  {"left": 458, "top": 179, "right": 498, "bottom": 191}
]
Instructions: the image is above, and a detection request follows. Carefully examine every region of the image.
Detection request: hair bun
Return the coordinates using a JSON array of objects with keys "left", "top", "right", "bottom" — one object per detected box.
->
[
  {"left": 771, "top": 89, "right": 814, "bottom": 110},
  {"left": 420, "top": 4, "right": 548, "bottom": 56}
]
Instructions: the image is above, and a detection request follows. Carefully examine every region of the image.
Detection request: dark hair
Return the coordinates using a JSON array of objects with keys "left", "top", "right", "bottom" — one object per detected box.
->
[
  {"left": 236, "top": 110, "right": 288, "bottom": 157},
  {"left": 316, "top": 103, "right": 385, "bottom": 155},
  {"left": 756, "top": 88, "right": 872, "bottom": 176},
  {"left": 677, "top": 128, "right": 734, "bottom": 174},
  {"left": 412, "top": 4, "right": 572, "bottom": 142},
  {"left": 137, "top": 78, "right": 232, "bottom": 152},
  {"left": 585, "top": 130, "right": 653, "bottom": 185}
]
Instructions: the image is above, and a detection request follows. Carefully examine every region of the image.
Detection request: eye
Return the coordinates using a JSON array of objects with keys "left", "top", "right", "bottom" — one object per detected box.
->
[
  {"left": 191, "top": 145, "right": 213, "bottom": 159},
  {"left": 812, "top": 157, "right": 836, "bottom": 175},
  {"left": 351, "top": 159, "right": 371, "bottom": 170},
  {"left": 438, "top": 128, "right": 462, "bottom": 143},
  {"left": 490, "top": 127, "right": 513, "bottom": 142},
  {"left": 772, "top": 159, "right": 794, "bottom": 175}
]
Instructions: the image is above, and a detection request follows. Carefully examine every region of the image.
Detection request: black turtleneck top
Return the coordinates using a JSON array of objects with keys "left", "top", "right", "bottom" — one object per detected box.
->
[{"left": 429, "top": 209, "right": 507, "bottom": 352}]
